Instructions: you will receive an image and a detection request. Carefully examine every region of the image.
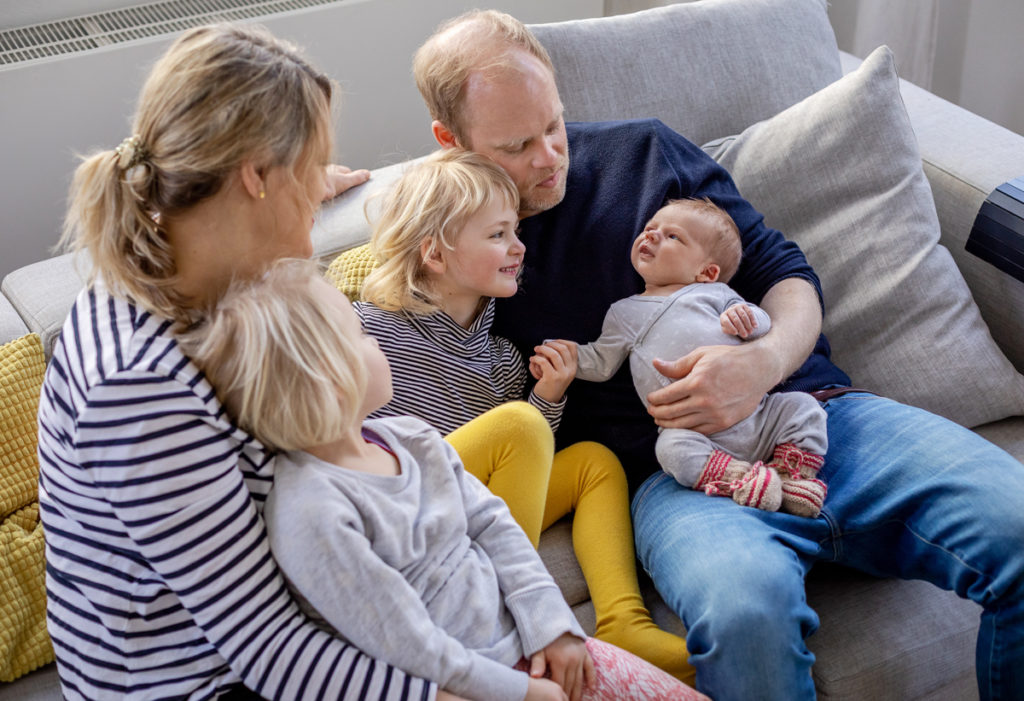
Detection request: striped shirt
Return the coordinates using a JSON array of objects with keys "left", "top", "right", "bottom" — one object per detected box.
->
[
  {"left": 355, "top": 299, "right": 564, "bottom": 435},
  {"left": 37, "top": 282, "right": 434, "bottom": 701}
]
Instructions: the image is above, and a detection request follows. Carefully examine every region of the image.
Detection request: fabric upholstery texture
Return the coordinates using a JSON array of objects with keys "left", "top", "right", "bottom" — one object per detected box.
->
[
  {"left": 0, "top": 333, "right": 53, "bottom": 681},
  {"left": 529, "top": 0, "right": 842, "bottom": 147},
  {"left": 703, "top": 46, "right": 1024, "bottom": 428}
]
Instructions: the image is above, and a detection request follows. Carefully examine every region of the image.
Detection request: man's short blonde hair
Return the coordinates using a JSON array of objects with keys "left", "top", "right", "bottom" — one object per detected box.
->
[
  {"left": 413, "top": 9, "right": 554, "bottom": 146},
  {"left": 666, "top": 198, "right": 744, "bottom": 283},
  {"left": 361, "top": 149, "right": 519, "bottom": 315},
  {"left": 180, "top": 258, "right": 367, "bottom": 452}
]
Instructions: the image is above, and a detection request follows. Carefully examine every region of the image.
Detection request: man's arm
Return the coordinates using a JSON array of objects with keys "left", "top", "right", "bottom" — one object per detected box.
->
[{"left": 646, "top": 277, "right": 821, "bottom": 435}]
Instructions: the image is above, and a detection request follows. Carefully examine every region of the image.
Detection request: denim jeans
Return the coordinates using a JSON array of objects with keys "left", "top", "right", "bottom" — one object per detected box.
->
[{"left": 631, "top": 392, "right": 1024, "bottom": 701}]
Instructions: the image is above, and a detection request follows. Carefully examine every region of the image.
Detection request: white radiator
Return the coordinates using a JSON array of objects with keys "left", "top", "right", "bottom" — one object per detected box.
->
[{"left": 0, "top": 0, "right": 601, "bottom": 279}]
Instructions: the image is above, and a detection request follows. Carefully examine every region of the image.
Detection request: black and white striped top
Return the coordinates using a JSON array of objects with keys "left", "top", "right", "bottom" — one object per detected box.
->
[
  {"left": 355, "top": 299, "right": 563, "bottom": 435},
  {"left": 37, "top": 282, "right": 434, "bottom": 701}
]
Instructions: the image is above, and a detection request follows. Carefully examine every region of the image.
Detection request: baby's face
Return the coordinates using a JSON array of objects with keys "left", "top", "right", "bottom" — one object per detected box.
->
[{"left": 631, "top": 204, "right": 718, "bottom": 287}]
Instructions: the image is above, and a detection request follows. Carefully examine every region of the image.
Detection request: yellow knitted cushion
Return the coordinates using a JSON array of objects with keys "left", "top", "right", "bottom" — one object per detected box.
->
[
  {"left": 0, "top": 503, "right": 52, "bottom": 681},
  {"left": 325, "top": 244, "right": 378, "bottom": 302},
  {"left": 0, "top": 333, "right": 53, "bottom": 681},
  {"left": 1, "top": 333, "right": 44, "bottom": 517}
]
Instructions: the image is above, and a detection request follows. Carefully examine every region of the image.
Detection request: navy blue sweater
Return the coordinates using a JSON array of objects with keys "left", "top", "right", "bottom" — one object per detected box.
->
[{"left": 492, "top": 119, "right": 850, "bottom": 489}]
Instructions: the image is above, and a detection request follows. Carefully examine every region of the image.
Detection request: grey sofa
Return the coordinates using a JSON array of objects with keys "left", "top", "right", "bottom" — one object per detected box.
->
[{"left": 4, "top": 0, "right": 1023, "bottom": 698}]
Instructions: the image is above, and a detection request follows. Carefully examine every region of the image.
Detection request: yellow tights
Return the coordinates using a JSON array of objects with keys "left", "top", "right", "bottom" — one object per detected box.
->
[{"left": 445, "top": 402, "right": 694, "bottom": 684}]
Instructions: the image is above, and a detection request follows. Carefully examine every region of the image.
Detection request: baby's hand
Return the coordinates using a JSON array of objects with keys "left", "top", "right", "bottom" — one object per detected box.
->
[
  {"left": 530, "top": 340, "right": 578, "bottom": 403},
  {"left": 721, "top": 303, "right": 759, "bottom": 339}
]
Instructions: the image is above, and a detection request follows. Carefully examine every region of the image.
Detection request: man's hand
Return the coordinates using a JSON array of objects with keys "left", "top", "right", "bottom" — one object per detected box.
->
[
  {"left": 647, "top": 278, "right": 822, "bottom": 435},
  {"left": 529, "top": 340, "right": 578, "bottom": 403},
  {"left": 721, "top": 303, "right": 758, "bottom": 338},
  {"left": 528, "top": 634, "right": 594, "bottom": 701},
  {"left": 322, "top": 164, "right": 370, "bottom": 201}
]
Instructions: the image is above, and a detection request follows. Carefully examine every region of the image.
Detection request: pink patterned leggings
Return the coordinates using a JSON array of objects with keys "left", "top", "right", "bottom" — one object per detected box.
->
[{"left": 517, "top": 638, "right": 708, "bottom": 701}]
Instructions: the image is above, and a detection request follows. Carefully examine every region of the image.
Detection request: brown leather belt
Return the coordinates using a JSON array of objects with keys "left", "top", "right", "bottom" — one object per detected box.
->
[{"left": 809, "top": 386, "right": 873, "bottom": 402}]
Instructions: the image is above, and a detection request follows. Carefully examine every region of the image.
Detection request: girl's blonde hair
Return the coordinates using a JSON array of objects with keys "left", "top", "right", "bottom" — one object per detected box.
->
[
  {"left": 61, "top": 23, "right": 334, "bottom": 322},
  {"left": 180, "top": 258, "right": 367, "bottom": 452},
  {"left": 361, "top": 149, "right": 519, "bottom": 315}
]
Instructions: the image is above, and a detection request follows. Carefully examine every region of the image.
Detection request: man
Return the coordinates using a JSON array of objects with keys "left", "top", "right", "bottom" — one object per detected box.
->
[{"left": 412, "top": 10, "right": 1024, "bottom": 701}]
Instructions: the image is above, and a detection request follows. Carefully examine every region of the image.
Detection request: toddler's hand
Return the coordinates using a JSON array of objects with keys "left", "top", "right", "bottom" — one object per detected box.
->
[
  {"left": 529, "top": 634, "right": 594, "bottom": 701},
  {"left": 524, "top": 677, "right": 568, "bottom": 701},
  {"left": 530, "top": 340, "right": 578, "bottom": 403},
  {"left": 721, "top": 303, "right": 759, "bottom": 339}
]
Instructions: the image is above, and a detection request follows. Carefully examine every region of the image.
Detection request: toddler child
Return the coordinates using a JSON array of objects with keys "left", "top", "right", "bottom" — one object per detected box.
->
[
  {"left": 536, "top": 198, "right": 829, "bottom": 517},
  {"left": 350, "top": 148, "right": 692, "bottom": 681},
  {"left": 181, "top": 257, "right": 707, "bottom": 701}
]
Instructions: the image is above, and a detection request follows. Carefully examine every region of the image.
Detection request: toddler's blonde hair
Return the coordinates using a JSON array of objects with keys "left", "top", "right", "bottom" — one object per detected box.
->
[
  {"left": 361, "top": 149, "right": 519, "bottom": 314},
  {"left": 180, "top": 258, "right": 367, "bottom": 452}
]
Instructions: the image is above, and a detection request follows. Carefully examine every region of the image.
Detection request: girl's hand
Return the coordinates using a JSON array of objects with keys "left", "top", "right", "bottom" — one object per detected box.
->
[
  {"left": 529, "top": 634, "right": 594, "bottom": 701},
  {"left": 530, "top": 341, "right": 578, "bottom": 403},
  {"left": 322, "top": 164, "right": 370, "bottom": 201},
  {"left": 524, "top": 677, "right": 569, "bottom": 701},
  {"left": 720, "top": 303, "right": 758, "bottom": 339}
]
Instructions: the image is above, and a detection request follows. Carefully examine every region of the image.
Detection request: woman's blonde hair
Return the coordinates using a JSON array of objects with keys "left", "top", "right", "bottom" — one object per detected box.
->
[
  {"left": 180, "top": 258, "right": 367, "bottom": 452},
  {"left": 413, "top": 10, "right": 555, "bottom": 146},
  {"left": 61, "top": 23, "right": 334, "bottom": 322},
  {"left": 666, "top": 197, "right": 744, "bottom": 283},
  {"left": 361, "top": 149, "right": 519, "bottom": 315}
]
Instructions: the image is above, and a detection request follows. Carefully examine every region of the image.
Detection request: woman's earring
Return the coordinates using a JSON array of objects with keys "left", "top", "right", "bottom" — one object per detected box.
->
[{"left": 259, "top": 190, "right": 266, "bottom": 200}]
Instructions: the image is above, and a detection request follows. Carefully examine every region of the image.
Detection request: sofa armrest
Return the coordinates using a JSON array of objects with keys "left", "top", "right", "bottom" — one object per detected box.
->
[{"left": 841, "top": 51, "right": 1024, "bottom": 374}]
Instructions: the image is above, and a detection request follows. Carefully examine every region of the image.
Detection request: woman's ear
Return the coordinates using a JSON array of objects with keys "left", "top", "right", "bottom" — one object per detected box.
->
[
  {"left": 696, "top": 262, "right": 721, "bottom": 283},
  {"left": 420, "top": 237, "right": 446, "bottom": 275},
  {"left": 239, "top": 160, "right": 266, "bottom": 200}
]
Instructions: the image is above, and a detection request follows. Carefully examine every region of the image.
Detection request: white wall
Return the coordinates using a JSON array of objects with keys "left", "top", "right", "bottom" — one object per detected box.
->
[
  {"left": 0, "top": 0, "right": 602, "bottom": 279},
  {"left": 827, "top": 0, "right": 1024, "bottom": 137}
]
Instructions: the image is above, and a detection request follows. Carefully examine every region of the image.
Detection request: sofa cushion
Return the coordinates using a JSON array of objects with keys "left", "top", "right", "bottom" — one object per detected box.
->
[
  {"left": 0, "top": 293, "right": 29, "bottom": 346},
  {"left": 0, "top": 333, "right": 53, "bottom": 682},
  {"left": 703, "top": 46, "right": 1024, "bottom": 428},
  {"left": 529, "top": 0, "right": 842, "bottom": 148},
  {"left": 1, "top": 255, "right": 87, "bottom": 360}
]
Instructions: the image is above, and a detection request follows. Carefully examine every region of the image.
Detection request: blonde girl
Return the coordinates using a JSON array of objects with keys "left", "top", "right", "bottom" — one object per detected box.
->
[
  {"left": 39, "top": 23, "right": 446, "bottom": 701},
  {"left": 350, "top": 148, "right": 691, "bottom": 681},
  {"left": 182, "top": 257, "right": 707, "bottom": 701}
]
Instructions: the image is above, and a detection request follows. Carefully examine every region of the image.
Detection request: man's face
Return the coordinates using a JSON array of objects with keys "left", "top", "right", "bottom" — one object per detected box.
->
[{"left": 459, "top": 52, "right": 569, "bottom": 219}]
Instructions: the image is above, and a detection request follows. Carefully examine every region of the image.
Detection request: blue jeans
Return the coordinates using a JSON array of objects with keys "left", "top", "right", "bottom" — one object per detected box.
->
[{"left": 631, "top": 392, "right": 1024, "bottom": 701}]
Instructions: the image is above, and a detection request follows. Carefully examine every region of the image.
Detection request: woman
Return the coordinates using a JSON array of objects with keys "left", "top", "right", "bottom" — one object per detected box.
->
[{"left": 39, "top": 23, "right": 462, "bottom": 701}]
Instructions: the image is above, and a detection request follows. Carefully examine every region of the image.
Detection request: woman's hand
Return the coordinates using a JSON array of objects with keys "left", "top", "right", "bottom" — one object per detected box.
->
[
  {"left": 529, "top": 634, "right": 594, "bottom": 701},
  {"left": 322, "top": 164, "right": 370, "bottom": 201}
]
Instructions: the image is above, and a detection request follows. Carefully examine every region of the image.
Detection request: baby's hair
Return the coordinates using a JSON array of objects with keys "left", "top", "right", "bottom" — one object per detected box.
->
[
  {"left": 179, "top": 258, "right": 367, "bottom": 452},
  {"left": 665, "top": 197, "right": 743, "bottom": 282},
  {"left": 361, "top": 148, "right": 519, "bottom": 314}
]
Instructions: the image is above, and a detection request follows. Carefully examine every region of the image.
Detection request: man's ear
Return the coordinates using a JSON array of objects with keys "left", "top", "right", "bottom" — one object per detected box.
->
[
  {"left": 696, "top": 262, "right": 721, "bottom": 283},
  {"left": 420, "top": 236, "right": 446, "bottom": 275},
  {"left": 239, "top": 160, "right": 266, "bottom": 200},
  {"left": 431, "top": 120, "right": 460, "bottom": 149}
]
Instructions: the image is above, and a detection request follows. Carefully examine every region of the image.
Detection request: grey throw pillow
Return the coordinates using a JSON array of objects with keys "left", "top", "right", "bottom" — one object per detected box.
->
[{"left": 704, "top": 46, "right": 1024, "bottom": 428}]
